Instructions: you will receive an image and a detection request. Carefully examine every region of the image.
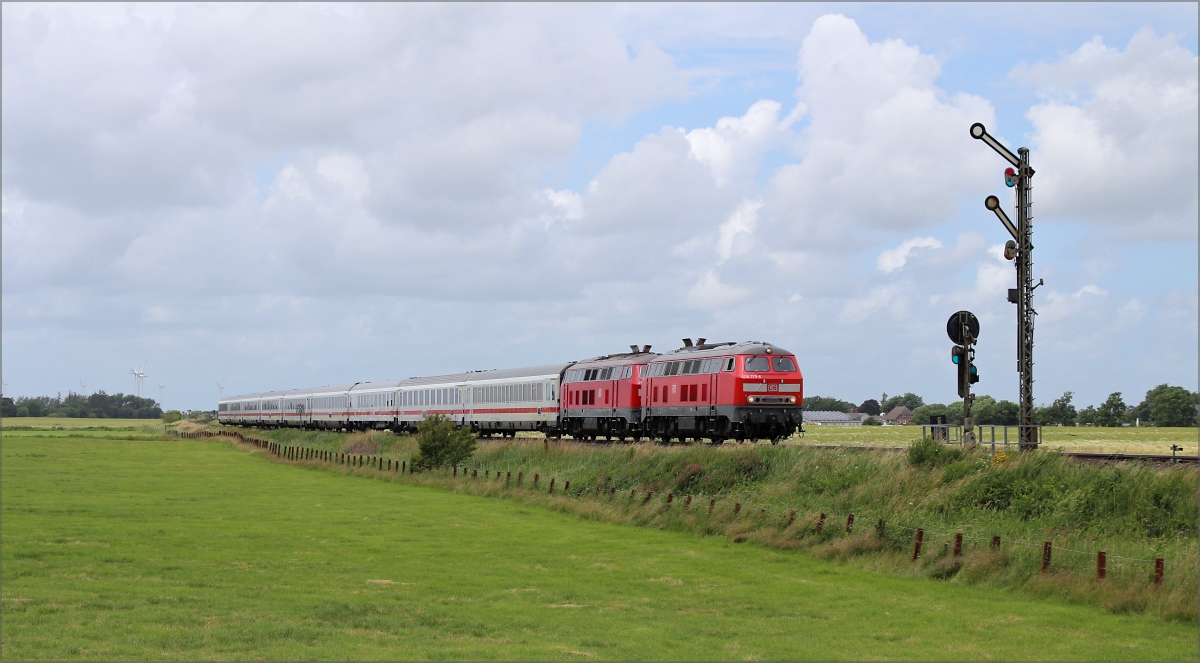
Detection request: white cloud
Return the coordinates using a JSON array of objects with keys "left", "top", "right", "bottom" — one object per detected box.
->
[
  {"left": 716, "top": 199, "right": 763, "bottom": 263},
  {"left": 877, "top": 236, "right": 943, "bottom": 272},
  {"left": 1073, "top": 284, "right": 1108, "bottom": 299},
  {"left": 765, "top": 14, "right": 997, "bottom": 246},
  {"left": 316, "top": 154, "right": 369, "bottom": 202},
  {"left": 1017, "top": 28, "right": 1198, "bottom": 239},
  {"left": 686, "top": 100, "right": 792, "bottom": 186},
  {"left": 540, "top": 188, "right": 584, "bottom": 225}
]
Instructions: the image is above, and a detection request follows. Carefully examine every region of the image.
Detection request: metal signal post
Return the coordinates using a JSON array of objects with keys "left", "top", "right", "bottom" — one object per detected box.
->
[
  {"left": 972, "top": 123, "right": 1039, "bottom": 450},
  {"left": 947, "top": 311, "right": 980, "bottom": 448}
]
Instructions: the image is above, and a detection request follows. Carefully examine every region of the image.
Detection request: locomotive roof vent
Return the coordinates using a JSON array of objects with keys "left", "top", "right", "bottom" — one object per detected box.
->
[
  {"left": 682, "top": 338, "right": 693, "bottom": 347},
  {"left": 630, "top": 345, "right": 640, "bottom": 353},
  {"left": 696, "top": 338, "right": 706, "bottom": 345},
  {"left": 642, "top": 345, "right": 652, "bottom": 353}
]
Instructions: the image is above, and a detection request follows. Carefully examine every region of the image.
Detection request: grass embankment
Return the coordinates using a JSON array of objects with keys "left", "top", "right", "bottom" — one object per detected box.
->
[
  {"left": 4, "top": 432, "right": 1198, "bottom": 660},
  {"left": 231, "top": 426, "right": 1199, "bottom": 622}
]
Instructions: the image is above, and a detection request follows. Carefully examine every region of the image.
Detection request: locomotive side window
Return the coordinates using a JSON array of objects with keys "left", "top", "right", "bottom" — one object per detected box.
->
[
  {"left": 745, "top": 356, "right": 770, "bottom": 372},
  {"left": 723, "top": 358, "right": 735, "bottom": 371}
]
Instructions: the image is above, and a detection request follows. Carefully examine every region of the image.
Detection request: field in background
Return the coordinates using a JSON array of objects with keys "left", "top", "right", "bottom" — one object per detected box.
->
[
  {"left": 4, "top": 431, "right": 1197, "bottom": 660},
  {"left": 2, "top": 417, "right": 166, "bottom": 430},
  {"left": 9, "top": 415, "right": 1186, "bottom": 455},
  {"left": 789, "top": 425, "right": 1197, "bottom": 455}
]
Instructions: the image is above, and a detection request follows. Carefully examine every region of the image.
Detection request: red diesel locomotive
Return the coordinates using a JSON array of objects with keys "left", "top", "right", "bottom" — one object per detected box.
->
[{"left": 559, "top": 339, "right": 804, "bottom": 443}]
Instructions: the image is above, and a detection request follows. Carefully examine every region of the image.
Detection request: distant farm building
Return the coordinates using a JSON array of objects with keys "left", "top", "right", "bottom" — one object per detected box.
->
[
  {"left": 880, "top": 406, "right": 913, "bottom": 425},
  {"left": 802, "top": 411, "right": 861, "bottom": 426}
]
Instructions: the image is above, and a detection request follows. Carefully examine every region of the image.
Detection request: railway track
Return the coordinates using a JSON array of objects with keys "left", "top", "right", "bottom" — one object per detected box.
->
[
  {"left": 536, "top": 438, "right": 1199, "bottom": 464},
  {"left": 1060, "top": 450, "right": 1198, "bottom": 465}
]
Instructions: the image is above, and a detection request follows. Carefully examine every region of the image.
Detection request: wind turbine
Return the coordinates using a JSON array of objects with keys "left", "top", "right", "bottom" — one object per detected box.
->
[
  {"left": 130, "top": 351, "right": 149, "bottom": 398},
  {"left": 217, "top": 382, "right": 225, "bottom": 398},
  {"left": 79, "top": 377, "right": 88, "bottom": 395},
  {"left": 158, "top": 383, "right": 166, "bottom": 409}
]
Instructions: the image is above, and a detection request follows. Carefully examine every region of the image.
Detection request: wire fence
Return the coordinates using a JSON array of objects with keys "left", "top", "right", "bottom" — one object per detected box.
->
[{"left": 181, "top": 430, "right": 1188, "bottom": 587}]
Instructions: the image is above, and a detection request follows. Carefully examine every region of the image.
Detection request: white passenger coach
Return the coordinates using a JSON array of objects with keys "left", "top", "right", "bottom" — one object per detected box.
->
[{"left": 218, "top": 364, "right": 567, "bottom": 437}]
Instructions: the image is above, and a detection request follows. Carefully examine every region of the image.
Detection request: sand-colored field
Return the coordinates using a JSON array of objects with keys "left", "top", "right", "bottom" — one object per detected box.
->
[
  {"left": 791, "top": 424, "right": 1198, "bottom": 456},
  {"left": 1, "top": 416, "right": 164, "bottom": 429}
]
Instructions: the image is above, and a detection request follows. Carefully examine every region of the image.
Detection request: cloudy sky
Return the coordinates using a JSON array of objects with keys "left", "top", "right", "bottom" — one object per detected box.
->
[{"left": 3, "top": 2, "right": 1196, "bottom": 411}]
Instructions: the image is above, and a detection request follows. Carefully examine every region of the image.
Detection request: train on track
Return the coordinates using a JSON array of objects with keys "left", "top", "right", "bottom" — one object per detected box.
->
[{"left": 217, "top": 339, "right": 804, "bottom": 443}]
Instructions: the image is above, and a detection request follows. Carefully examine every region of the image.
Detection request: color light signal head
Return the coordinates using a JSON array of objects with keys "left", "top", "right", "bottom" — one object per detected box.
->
[{"left": 1005, "top": 167, "right": 1018, "bottom": 187}]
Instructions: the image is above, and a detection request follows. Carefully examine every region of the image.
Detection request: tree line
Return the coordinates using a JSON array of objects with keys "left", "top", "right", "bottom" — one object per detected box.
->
[
  {"left": 2, "top": 392, "right": 163, "bottom": 419},
  {"left": 805, "top": 384, "right": 1198, "bottom": 427}
]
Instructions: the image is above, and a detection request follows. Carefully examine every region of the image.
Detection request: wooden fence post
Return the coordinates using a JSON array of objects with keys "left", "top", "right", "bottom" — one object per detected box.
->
[
  {"left": 1154, "top": 559, "right": 1164, "bottom": 587},
  {"left": 1097, "top": 551, "right": 1106, "bottom": 580},
  {"left": 786, "top": 510, "right": 795, "bottom": 527},
  {"left": 815, "top": 513, "right": 826, "bottom": 533},
  {"left": 733, "top": 502, "right": 741, "bottom": 516},
  {"left": 953, "top": 533, "right": 963, "bottom": 557},
  {"left": 845, "top": 514, "right": 854, "bottom": 534},
  {"left": 992, "top": 535, "right": 1001, "bottom": 550},
  {"left": 549, "top": 478, "right": 555, "bottom": 494},
  {"left": 1041, "top": 542, "right": 1052, "bottom": 573},
  {"left": 912, "top": 528, "right": 924, "bottom": 560}
]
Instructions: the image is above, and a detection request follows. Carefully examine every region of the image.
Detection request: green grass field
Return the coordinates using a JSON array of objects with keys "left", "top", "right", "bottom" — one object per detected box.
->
[{"left": 4, "top": 430, "right": 1196, "bottom": 660}]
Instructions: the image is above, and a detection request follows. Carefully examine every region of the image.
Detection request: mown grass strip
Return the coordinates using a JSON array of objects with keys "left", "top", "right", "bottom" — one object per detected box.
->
[
  {"left": 4, "top": 434, "right": 1197, "bottom": 660},
  {"left": 208, "top": 425, "right": 1199, "bottom": 620}
]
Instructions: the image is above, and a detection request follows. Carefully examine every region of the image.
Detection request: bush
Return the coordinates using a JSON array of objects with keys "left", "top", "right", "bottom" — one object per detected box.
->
[
  {"left": 415, "top": 415, "right": 477, "bottom": 467},
  {"left": 862, "top": 416, "right": 882, "bottom": 426},
  {"left": 907, "top": 437, "right": 966, "bottom": 468},
  {"left": 162, "top": 410, "right": 182, "bottom": 423}
]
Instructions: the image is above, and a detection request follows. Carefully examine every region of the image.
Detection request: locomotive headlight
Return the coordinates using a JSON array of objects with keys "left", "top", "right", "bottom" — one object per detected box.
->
[{"left": 747, "top": 396, "right": 757, "bottom": 404}]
